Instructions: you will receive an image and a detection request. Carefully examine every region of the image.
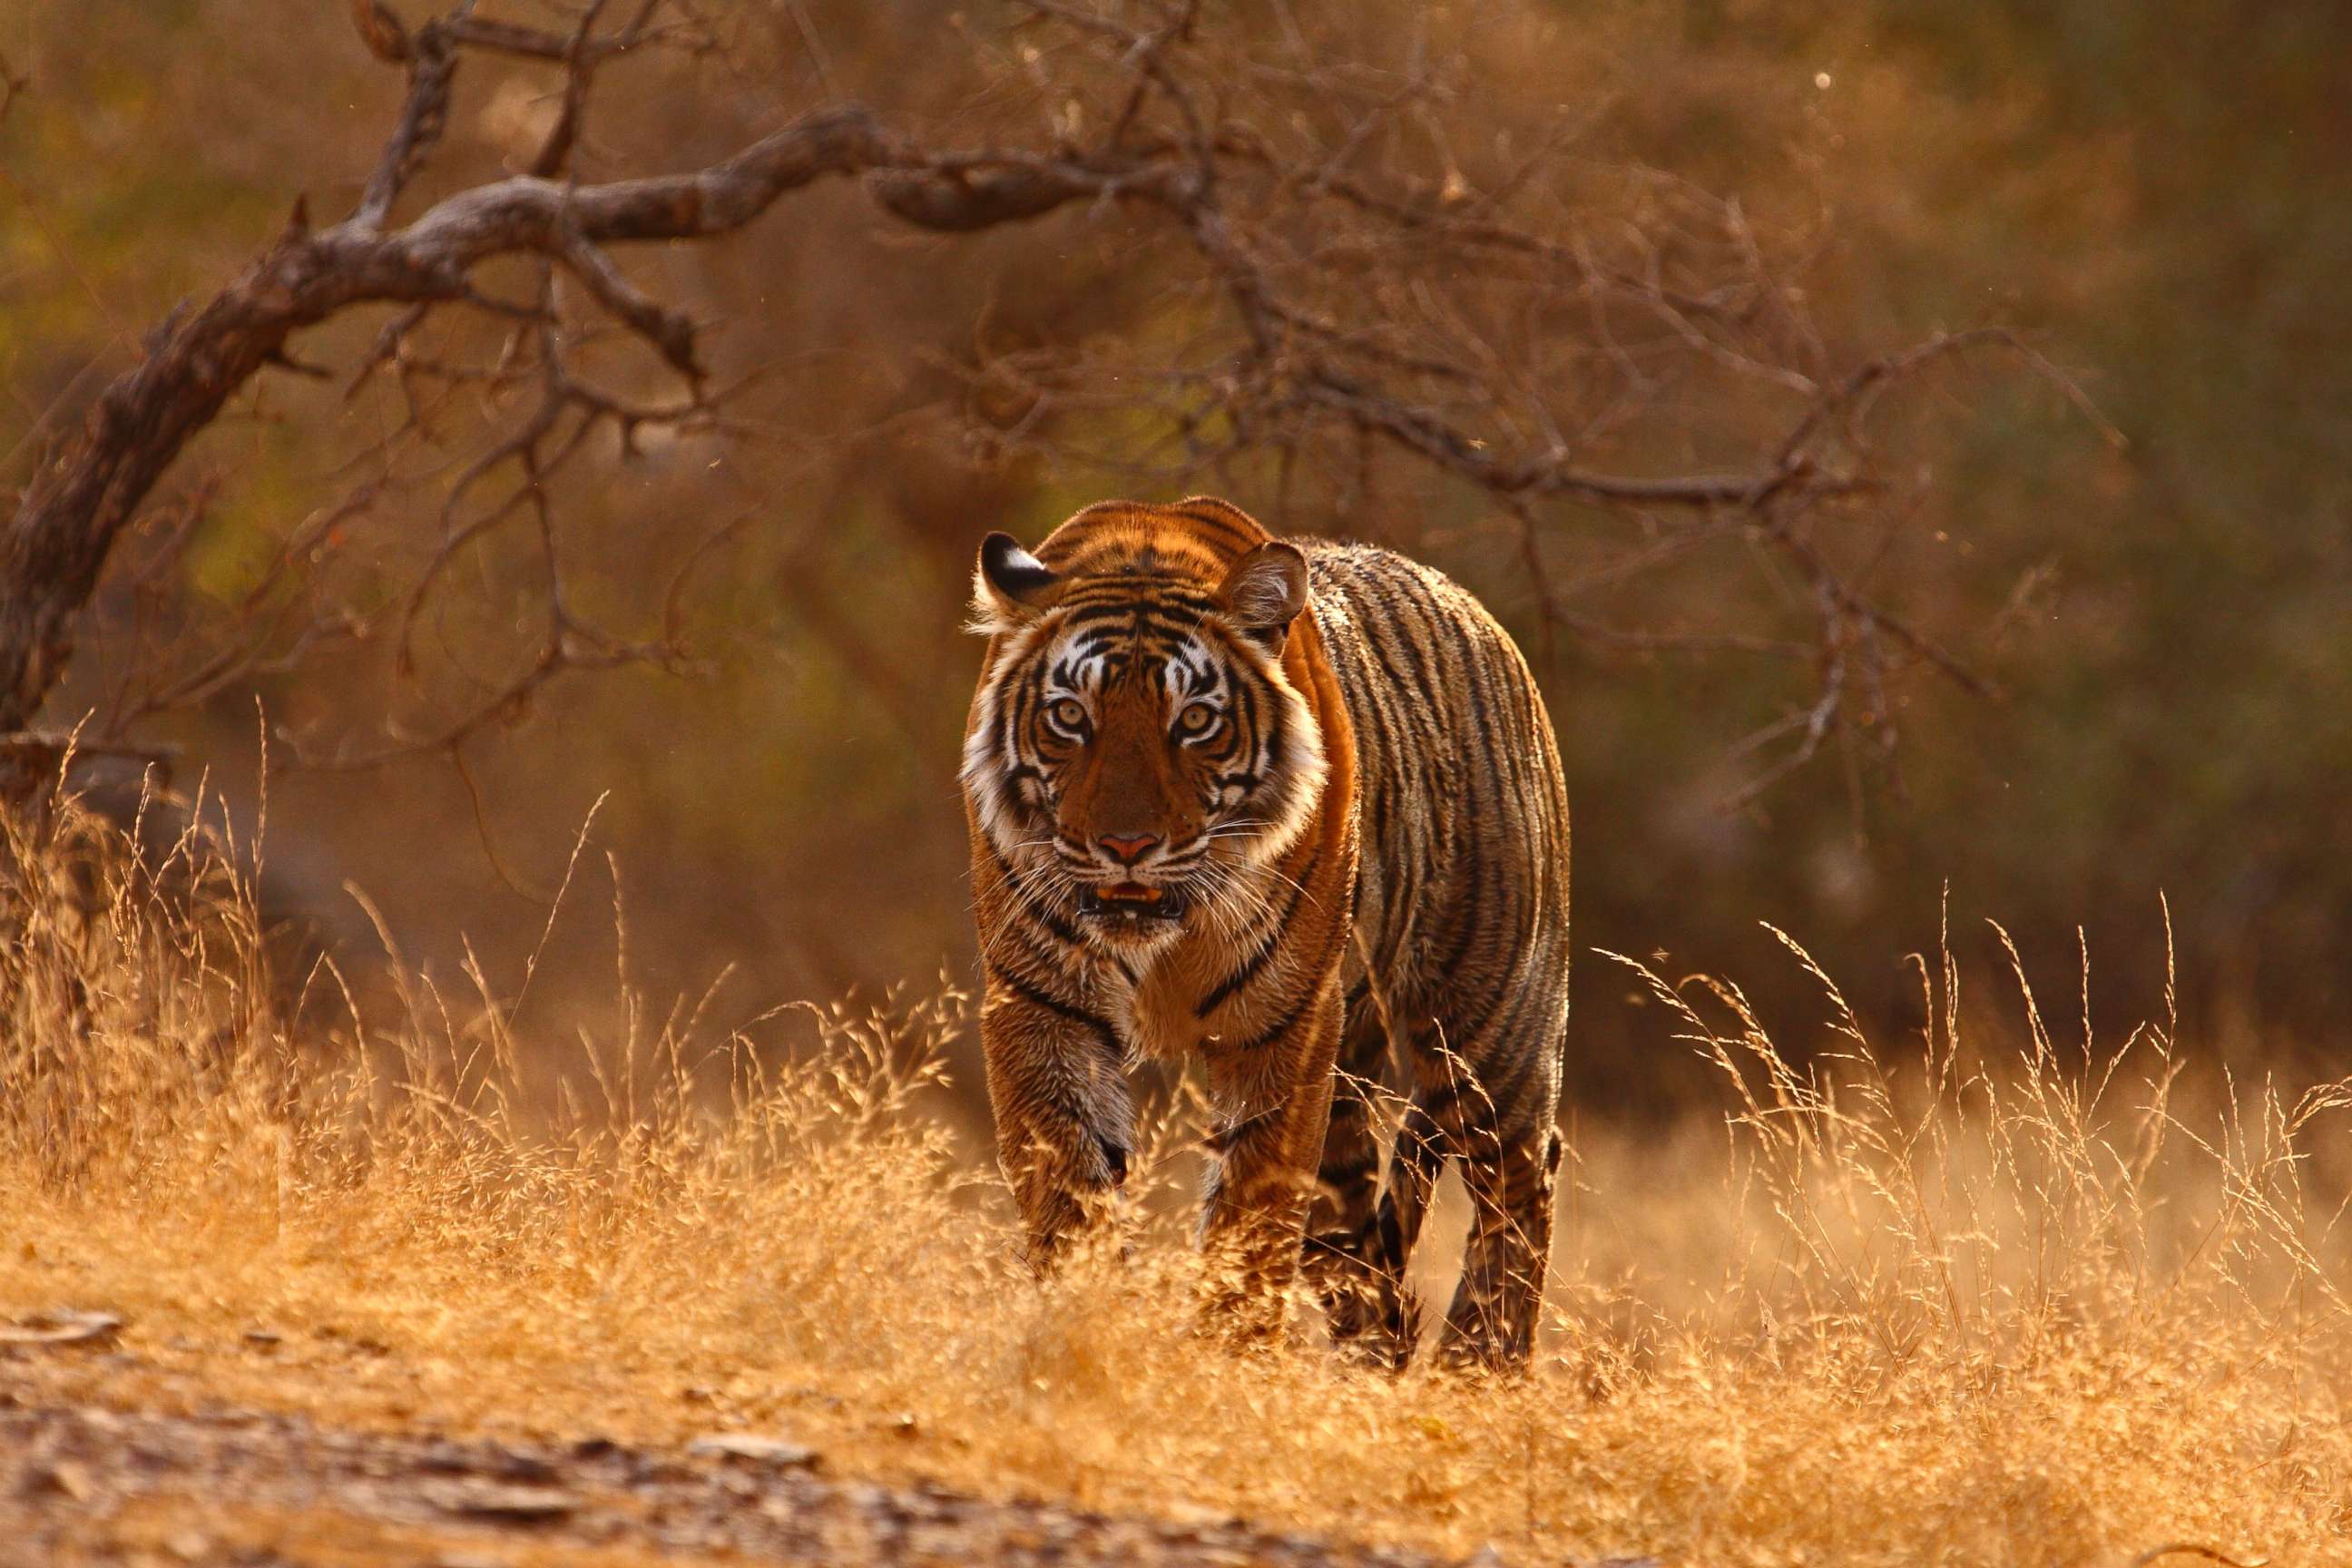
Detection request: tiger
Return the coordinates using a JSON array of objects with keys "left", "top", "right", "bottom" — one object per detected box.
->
[{"left": 961, "top": 496, "right": 1571, "bottom": 1367}]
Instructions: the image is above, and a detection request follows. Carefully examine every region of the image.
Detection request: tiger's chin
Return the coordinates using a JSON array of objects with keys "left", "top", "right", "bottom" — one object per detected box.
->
[{"left": 1075, "top": 882, "right": 1192, "bottom": 948}]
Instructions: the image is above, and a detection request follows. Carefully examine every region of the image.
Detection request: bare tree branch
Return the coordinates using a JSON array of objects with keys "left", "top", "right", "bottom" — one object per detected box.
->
[{"left": 2, "top": 0, "right": 2102, "bottom": 811}]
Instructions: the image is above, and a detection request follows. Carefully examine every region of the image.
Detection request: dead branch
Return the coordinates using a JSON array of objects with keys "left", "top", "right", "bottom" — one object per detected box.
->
[{"left": 2, "top": 0, "right": 2095, "bottom": 808}]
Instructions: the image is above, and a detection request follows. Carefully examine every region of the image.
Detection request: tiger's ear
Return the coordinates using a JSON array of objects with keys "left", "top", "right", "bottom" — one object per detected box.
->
[
  {"left": 970, "top": 532, "right": 1064, "bottom": 633},
  {"left": 1215, "top": 541, "right": 1309, "bottom": 649}
]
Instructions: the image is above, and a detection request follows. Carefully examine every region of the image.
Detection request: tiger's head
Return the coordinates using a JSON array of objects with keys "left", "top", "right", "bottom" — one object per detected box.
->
[{"left": 961, "top": 505, "right": 1328, "bottom": 953}]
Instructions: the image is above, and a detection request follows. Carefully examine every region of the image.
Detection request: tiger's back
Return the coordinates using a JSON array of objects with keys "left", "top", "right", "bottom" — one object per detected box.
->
[{"left": 1308, "top": 540, "right": 1573, "bottom": 1023}]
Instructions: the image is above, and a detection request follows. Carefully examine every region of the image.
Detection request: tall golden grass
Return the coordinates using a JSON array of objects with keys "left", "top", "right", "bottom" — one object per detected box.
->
[{"left": 4, "top": 783, "right": 2348, "bottom": 1565}]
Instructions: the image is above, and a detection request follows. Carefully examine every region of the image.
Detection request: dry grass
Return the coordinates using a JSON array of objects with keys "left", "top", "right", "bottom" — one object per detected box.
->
[{"left": 5, "top": 786, "right": 2350, "bottom": 1567}]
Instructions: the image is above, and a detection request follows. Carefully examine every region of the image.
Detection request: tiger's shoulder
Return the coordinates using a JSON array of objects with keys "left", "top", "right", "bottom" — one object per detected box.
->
[{"left": 1297, "top": 537, "right": 1521, "bottom": 660}]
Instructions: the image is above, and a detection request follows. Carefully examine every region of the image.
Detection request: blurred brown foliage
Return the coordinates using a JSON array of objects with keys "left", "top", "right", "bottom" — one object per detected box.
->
[{"left": 4, "top": 1, "right": 2347, "bottom": 1113}]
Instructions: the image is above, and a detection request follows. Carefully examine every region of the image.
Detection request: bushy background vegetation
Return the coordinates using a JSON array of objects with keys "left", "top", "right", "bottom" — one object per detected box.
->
[{"left": 5, "top": 3, "right": 2344, "bottom": 1104}]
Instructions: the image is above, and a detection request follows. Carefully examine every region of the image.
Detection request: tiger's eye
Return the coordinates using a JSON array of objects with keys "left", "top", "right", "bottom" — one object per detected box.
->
[
  {"left": 1048, "top": 698, "right": 1088, "bottom": 732},
  {"left": 1176, "top": 703, "right": 1219, "bottom": 737}
]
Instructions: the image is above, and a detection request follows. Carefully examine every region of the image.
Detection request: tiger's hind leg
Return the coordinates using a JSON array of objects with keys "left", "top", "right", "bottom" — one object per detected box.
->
[
  {"left": 1436, "top": 1117, "right": 1563, "bottom": 1368},
  {"left": 1431, "top": 1026, "right": 1567, "bottom": 1370},
  {"left": 1302, "top": 988, "right": 1438, "bottom": 1367}
]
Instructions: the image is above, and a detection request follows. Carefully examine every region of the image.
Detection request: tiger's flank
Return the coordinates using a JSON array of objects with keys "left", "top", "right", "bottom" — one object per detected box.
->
[{"left": 961, "top": 498, "right": 1571, "bottom": 1367}]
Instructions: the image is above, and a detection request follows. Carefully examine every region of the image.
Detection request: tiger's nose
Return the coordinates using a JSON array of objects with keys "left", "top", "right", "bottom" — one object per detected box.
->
[{"left": 1098, "top": 832, "right": 1161, "bottom": 865}]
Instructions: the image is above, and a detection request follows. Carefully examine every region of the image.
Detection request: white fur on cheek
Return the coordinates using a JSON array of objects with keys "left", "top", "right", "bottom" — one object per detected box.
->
[
  {"left": 1259, "top": 681, "right": 1327, "bottom": 862},
  {"left": 959, "top": 622, "right": 1051, "bottom": 854},
  {"left": 1223, "top": 652, "right": 1326, "bottom": 870}
]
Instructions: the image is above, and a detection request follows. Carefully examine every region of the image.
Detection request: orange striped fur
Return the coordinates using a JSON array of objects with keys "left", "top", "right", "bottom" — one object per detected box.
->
[{"left": 963, "top": 497, "right": 1570, "bottom": 1365}]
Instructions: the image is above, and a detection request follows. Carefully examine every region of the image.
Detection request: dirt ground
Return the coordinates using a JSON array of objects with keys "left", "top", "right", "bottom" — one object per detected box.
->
[{"left": 0, "top": 1338, "right": 1535, "bottom": 1568}]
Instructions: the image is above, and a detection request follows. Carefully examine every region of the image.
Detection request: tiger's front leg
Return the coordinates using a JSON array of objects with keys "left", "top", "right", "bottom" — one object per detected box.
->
[
  {"left": 979, "top": 977, "right": 1136, "bottom": 1272},
  {"left": 1197, "top": 975, "right": 1346, "bottom": 1343}
]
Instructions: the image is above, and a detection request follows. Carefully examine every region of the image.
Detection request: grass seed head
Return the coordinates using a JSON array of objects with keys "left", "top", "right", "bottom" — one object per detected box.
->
[{"left": 2, "top": 788, "right": 2347, "bottom": 1565}]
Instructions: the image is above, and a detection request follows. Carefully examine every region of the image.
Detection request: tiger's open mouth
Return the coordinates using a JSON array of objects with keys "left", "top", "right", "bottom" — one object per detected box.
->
[{"left": 1077, "top": 882, "right": 1191, "bottom": 923}]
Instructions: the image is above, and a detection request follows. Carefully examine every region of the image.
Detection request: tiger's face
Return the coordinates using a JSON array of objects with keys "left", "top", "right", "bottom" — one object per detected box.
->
[{"left": 963, "top": 532, "right": 1327, "bottom": 953}]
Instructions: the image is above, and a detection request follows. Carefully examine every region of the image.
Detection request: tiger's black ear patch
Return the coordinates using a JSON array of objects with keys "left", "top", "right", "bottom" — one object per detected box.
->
[
  {"left": 982, "top": 533, "right": 1056, "bottom": 599},
  {"left": 972, "top": 532, "right": 1064, "bottom": 630}
]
